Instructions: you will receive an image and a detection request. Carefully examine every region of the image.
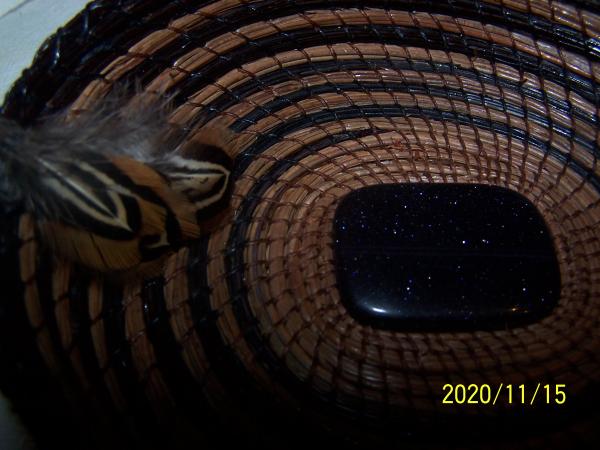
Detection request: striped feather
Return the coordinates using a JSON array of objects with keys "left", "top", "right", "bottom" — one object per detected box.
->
[{"left": 0, "top": 94, "right": 236, "bottom": 273}]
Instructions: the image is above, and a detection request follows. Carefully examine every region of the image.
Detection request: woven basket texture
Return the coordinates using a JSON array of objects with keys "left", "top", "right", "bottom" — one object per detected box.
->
[{"left": 1, "top": 1, "right": 600, "bottom": 449}]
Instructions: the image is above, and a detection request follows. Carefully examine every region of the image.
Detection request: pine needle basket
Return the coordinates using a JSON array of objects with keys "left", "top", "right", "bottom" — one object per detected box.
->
[{"left": 1, "top": 1, "right": 600, "bottom": 449}]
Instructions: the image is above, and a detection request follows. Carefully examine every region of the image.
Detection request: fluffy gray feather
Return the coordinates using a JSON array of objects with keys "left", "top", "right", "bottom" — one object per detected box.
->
[{"left": 0, "top": 90, "right": 182, "bottom": 218}]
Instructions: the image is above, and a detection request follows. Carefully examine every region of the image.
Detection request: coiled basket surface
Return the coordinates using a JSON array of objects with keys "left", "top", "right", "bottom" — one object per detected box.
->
[{"left": 1, "top": 1, "right": 600, "bottom": 449}]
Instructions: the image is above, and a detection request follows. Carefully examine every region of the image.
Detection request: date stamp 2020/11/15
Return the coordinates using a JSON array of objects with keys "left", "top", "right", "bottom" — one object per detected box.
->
[{"left": 442, "top": 384, "right": 566, "bottom": 406}]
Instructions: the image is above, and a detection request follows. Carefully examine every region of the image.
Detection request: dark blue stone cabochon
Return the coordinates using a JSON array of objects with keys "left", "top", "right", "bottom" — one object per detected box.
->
[{"left": 333, "top": 183, "right": 561, "bottom": 332}]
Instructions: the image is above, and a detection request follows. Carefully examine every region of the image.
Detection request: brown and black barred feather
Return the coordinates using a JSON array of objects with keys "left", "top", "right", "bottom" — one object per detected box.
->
[{"left": 0, "top": 95, "right": 235, "bottom": 273}]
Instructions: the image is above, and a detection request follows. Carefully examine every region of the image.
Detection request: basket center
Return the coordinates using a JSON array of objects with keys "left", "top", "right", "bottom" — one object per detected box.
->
[{"left": 332, "top": 183, "right": 561, "bottom": 331}]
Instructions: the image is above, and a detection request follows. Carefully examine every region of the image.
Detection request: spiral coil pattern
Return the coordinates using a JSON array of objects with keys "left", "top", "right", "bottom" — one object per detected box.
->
[{"left": 1, "top": 1, "right": 600, "bottom": 449}]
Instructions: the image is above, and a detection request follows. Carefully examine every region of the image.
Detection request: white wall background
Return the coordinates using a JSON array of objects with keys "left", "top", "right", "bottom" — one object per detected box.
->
[
  {"left": 0, "top": 0, "right": 90, "bottom": 100},
  {"left": 0, "top": 2, "right": 90, "bottom": 447}
]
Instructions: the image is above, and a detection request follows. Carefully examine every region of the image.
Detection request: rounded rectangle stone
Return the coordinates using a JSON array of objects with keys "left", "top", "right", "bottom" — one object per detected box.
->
[{"left": 333, "top": 184, "right": 561, "bottom": 331}]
